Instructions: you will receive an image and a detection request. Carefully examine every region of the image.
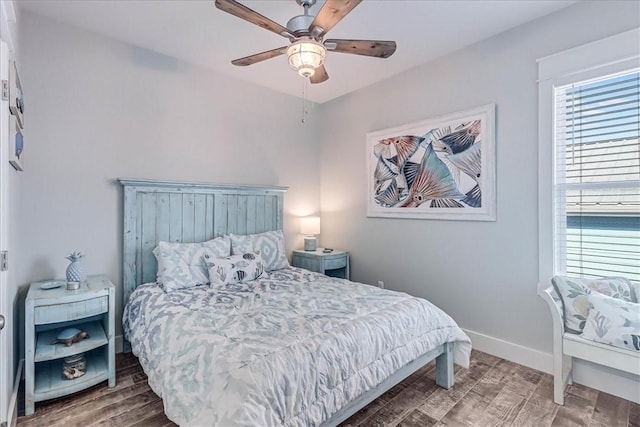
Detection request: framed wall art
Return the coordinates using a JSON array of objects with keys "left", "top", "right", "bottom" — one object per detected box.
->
[
  {"left": 366, "top": 104, "right": 496, "bottom": 221},
  {"left": 9, "top": 60, "right": 24, "bottom": 128},
  {"left": 9, "top": 116, "right": 24, "bottom": 171}
]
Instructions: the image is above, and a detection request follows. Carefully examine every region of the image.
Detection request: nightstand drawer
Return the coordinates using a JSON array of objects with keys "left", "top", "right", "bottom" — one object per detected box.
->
[
  {"left": 34, "top": 296, "right": 108, "bottom": 325},
  {"left": 325, "top": 257, "right": 347, "bottom": 270}
]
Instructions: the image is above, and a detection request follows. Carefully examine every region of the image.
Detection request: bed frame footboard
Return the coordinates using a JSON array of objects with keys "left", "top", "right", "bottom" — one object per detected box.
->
[{"left": 321, "top": 342, "right": 455, "bottom": 426}]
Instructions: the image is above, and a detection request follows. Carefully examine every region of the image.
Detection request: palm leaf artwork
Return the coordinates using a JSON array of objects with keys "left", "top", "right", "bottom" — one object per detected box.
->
[
  {"left": 431, "top": 198, "right": 464, "bottom": 208},
  {"left": 372, "top": 122, "right": 482, "bottom": 209},
  {"left": 373, "top": 136, "right": 423, "bottom": 206},
  {"left": 375, "top": 178, "right": 400, "bottom": 207},
  {"left": 402, "top": 143, "right": 465, "bottom": 207}
]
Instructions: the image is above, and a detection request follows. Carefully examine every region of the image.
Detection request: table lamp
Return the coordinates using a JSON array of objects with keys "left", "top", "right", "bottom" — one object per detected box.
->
[{"left": 300, "top": 216, "right": 320, "bottom": 251}]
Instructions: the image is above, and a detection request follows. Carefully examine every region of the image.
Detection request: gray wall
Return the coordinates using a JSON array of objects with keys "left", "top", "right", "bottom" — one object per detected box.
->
[
  {"left": 317, "top": 0, "right": 639, "bottom": 354},
  {"left": 15, "top": 11, "right": 322, "bottom": 345}
]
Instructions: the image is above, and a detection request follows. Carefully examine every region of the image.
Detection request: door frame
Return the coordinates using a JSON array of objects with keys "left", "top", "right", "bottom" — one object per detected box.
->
[{"left": 0, "top": 38, "right": 11, "bottom": 426}]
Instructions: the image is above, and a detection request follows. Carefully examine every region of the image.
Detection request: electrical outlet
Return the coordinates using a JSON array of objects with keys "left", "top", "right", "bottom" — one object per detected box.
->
[{"left": 377, "top": 281, "right": 384, "bottom": 289}]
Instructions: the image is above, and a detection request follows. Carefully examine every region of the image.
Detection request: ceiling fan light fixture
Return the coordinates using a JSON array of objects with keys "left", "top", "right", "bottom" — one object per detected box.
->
[{"left": 287, "top": 39, "right": 326, "bottom": 78}]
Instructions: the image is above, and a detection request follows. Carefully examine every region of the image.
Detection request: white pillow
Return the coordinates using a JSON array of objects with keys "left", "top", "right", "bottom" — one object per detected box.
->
[
  {"left": 551, "top": 276, "right": 633, "bottom": 334},
  {"left": 581, "top": 292, "right": 640, "bottom": 351},
  {"left": 152, "top": 236, "right": 231, "bottom": 291},
  {"left": 630, "top": 281, "right": 640, "bottom": 303},
  {"left": 229, "top": 230, "right": 289, "bottom": 272},
  {"left": 204, "top": 252, "right": 264, "bottom": 286}
]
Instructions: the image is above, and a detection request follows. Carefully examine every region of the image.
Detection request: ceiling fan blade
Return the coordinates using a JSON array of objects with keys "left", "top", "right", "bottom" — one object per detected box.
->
[
  {"left": 215, "top": 0, "right": 292, "bottom": 39},
  {"left": 310, "top": 64, "right": 329, "bottom": 84},
  {"left": 231, "top": 47, "right": 287, "bottom": 66},
  {"left": 309, "top": 0, "right": 363, "bottom": 38},
  {"left": 324, "top": 39, "right": 397, "bottom": 58}
]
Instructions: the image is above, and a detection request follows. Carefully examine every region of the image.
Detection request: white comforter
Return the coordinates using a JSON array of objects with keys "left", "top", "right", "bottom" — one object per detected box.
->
[{"left": 123, "top": 267, "right": 471, "bottom": 426}]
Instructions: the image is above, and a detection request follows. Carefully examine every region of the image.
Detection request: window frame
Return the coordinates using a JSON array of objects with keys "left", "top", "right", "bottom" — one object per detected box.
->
[{"left": 537, "top": 28, "right": 640, "bottom": 292}]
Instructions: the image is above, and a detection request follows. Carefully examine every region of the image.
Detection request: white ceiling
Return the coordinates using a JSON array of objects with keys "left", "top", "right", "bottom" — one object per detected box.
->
[{"left": 18, "top": 0, "right": 577, "bottom": 104}]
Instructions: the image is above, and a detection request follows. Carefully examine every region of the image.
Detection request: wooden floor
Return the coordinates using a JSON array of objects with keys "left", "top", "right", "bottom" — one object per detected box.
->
[{"left": 17, "top": 350, "right": 638, "bottom": 427}]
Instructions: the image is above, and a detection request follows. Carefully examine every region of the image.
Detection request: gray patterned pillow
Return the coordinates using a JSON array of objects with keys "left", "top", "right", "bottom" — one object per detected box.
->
[
  {"left": 551, "top": 276, "right": 633, "bottom": 334},
  {"left": 630, "top": 281, "right": 640, "bottom": 303},
  {"left": 230, "top": 230, "right": 289, "bottom": 271},
  {"left": 581, "top": 292, "right": 640, "bottom": 351},
  {"left": 204, "top": 252, "right": 264, "bottom": 286},
  {"left": 153, "top": 236, "right": 231, "bottom": 291},
  {"left": 229, "top": 234, "right": 253, "bottom": 254}
]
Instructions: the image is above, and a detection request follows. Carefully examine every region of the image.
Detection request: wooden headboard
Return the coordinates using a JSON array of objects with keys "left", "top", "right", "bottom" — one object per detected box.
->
[{"left": 119, "top": 178, "right": 287, "bottom": 304}]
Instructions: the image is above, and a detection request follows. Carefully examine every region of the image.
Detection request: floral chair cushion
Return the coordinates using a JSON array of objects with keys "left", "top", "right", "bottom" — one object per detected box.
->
[
  {"left": 581, "top": 292, "right": 640, "bottom": 351},
  {"left": 551, "top": 276, "right": 633, "bottom": 334}
]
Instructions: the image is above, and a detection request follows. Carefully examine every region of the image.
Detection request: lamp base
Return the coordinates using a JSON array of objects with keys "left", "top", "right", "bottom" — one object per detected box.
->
[{"left": 304, "top": 237, "right": 317, "bottom": 251}]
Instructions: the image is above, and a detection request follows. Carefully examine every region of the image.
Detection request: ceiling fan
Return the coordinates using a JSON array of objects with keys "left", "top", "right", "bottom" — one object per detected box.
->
[{"left": 214, "top": 0, "right": 397, "bottom": 84}]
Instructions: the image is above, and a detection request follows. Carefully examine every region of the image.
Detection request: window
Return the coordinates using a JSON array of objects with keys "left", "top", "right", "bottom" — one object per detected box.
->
[
  {"left": 554, "top": 70, "right": 640, "bottom": 281},
  {"left": 538, "top": 29, "right": 640, "bottom": 288}
]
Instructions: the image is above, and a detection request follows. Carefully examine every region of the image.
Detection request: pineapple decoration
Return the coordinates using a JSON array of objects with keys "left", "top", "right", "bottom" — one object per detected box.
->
[{"left": 65, "top": 251, "right": 87, "bottom": 283}]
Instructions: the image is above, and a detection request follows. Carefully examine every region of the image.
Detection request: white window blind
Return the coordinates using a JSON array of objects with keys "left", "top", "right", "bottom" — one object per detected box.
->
[{"left": 554, "top": 69, "right": 640, "bottom": 281}]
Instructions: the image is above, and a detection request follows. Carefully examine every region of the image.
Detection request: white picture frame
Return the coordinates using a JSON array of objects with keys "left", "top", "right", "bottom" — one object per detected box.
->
[
  {"left": 9, "top": 61, "right": 24, "bottom": 129},
  {"left": 366, "top": 104, "right": 496, "bottom": 221}
]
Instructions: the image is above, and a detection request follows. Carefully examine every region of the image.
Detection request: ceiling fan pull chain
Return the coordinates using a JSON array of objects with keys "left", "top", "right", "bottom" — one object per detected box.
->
[{"left": 301, "top": 79, "right": 308, "bottom": 123}]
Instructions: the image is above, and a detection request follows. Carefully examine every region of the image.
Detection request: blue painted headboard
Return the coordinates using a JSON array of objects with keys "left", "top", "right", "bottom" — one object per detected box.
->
[{"left": 119, "top": 178, "right": 287, "bottom": 305}]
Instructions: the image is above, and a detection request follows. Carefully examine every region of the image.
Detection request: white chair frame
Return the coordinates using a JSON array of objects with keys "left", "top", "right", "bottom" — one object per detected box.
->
[{"left": 539, "top": 286, "right": 640, "bottom": 405}]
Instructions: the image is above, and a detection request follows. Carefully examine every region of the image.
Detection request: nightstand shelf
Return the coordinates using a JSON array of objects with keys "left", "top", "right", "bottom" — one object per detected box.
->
[
  {"left": 34, "top": 320, "right": 108, "bottom": 362},
  {"left": 34, "top": 348, "right": 109, "bottom": 401},
  {"left": 292, "top": 249, "right": 350, "bottom": 279},
  {"left": 25, "top": 275, "right": 116, "bottom": 415}
]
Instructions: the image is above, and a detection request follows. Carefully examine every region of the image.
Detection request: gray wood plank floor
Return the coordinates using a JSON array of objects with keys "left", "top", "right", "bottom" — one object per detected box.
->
[{"left": 17, "top": 350, "right": 638, "bottom": 427}]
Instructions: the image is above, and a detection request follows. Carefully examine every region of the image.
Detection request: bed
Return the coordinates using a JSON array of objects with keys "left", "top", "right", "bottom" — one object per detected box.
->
[{"left": 119, "top": 178, "right": 472, "bottom": 426}]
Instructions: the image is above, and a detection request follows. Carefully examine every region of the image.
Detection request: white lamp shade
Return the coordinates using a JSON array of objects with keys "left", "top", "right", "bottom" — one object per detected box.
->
[
  {"left": 287, "top": 40, "right": 326, "bottom": 78},
  {"left": 300, "top": 216, "right": 320, "bottom": 235}
]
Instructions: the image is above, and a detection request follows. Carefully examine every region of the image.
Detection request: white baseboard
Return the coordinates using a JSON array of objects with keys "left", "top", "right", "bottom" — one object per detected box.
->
[
  {"left": 463, "top": 329, "right": 553, "bottom": 374},
  {"left": 7, "top": 359, "right": 23, "bottom": 427},
  {"left": 463, "top": 328, "right": 639, "bottom": 404}
]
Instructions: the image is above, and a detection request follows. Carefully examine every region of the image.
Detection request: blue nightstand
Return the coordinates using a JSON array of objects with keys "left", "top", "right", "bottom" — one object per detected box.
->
[
  {"left": 292, "top": 249, "right": 350, "bottom": 279},
  {"left": 24, "top": 275, "right": 115, "bottom": 415}
]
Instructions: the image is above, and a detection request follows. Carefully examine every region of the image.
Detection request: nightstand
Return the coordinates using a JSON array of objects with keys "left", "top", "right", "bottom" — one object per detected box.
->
[
  {"left": 24, "top": 275, "right": 115, "bottom": 415},
  {"left": 292, "top": 249, "right": 350, "bottom": 279}
]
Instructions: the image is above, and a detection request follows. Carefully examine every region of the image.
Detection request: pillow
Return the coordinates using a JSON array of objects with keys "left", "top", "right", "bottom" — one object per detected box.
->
[
  {"left": 229, "top": 230, "right": 289, "bottom": 271},
  {"left": 551, "top": 276, "right": 633, "bottom": 334},
  {"left": 204, "top": 252, "right": 264, "bottom": 286},
  {"left": 581, "top": 292, "right": 640, "bottom": 351},
  {"left": 153, "top": 236, "right": 231, "bottom": 291},
  {"left": 630, "top": 281, "right": 640, "bottom": 303},
  {"left": 229, "top": 234, "right": 253, "bottom": 254}
]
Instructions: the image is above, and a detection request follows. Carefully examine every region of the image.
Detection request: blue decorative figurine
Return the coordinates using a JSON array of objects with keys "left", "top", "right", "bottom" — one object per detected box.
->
[{"left": 65, "top": 251, "right": 87, "bottom": 283}]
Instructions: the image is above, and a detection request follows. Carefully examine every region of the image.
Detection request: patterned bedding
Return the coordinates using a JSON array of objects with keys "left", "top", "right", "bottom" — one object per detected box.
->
[{"left": 123, "top": 267, "right": 471, "bottom": 426}]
